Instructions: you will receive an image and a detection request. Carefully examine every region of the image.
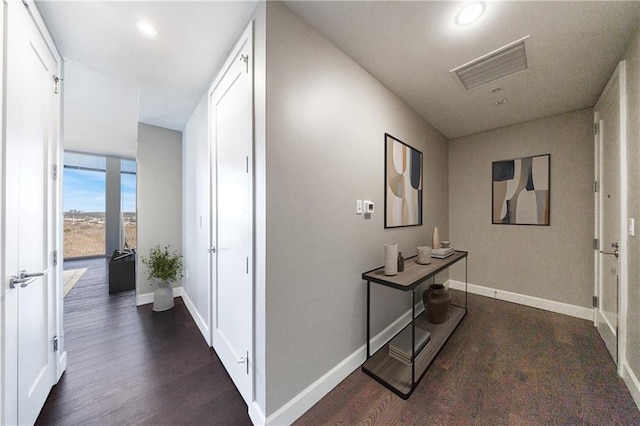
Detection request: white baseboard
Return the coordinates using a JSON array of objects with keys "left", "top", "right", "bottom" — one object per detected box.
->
[
  {"left": 622, "top": 361, "right": 640, "bottom": 411},
  {"left": 447, "top": 280, "right": 593, "bottom": 321},
  {"left": 258, "top": 282, "right": 601, "bottom": 425},
  {"left": 249, "top": 401, "right": 266, "bottom": 426},
  {"left": 181, "top": 288, "right": 211, "bottom": 346},
  {"left": 265, "top": 303, "right": 423, "bottom": 425},
  {"left": 56, "top": 350, "right": 67, "bottom": 382},
  {"left": 136, "top": 286, "right": 182, "bottom": 306}
]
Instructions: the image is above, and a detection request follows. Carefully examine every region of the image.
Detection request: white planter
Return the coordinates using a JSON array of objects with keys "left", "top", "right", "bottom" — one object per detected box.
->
[{"left": 153, "top": 284, "right": 174, "bottom": 312}]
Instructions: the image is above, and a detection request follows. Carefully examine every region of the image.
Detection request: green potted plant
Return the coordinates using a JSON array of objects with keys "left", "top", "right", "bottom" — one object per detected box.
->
[{"left": 141, "top": 245, "right": 183, "bottom": 311}]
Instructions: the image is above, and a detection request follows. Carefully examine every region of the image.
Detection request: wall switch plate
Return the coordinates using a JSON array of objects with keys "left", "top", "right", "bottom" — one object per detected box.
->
[
  {"left": 630, "top": 218, "right": 635, "bottom": 236},
  {"left": 364, "top": 200, "right": 374, "bottom": 214},
  {"left": 356, "top": 200, "right": 363, "bottom": 214}
]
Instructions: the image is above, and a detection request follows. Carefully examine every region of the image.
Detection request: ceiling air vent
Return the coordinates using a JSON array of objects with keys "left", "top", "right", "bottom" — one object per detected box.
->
[{"left": 450, "top": 36, "right": 530, "bottom": 91}]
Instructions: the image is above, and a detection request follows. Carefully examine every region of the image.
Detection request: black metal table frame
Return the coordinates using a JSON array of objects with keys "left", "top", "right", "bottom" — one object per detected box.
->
[{"left": 363, "top": 251, "right": 468, "bottom": 399}]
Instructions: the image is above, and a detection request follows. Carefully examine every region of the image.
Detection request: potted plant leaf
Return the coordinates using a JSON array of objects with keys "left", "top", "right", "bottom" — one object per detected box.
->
[{"left": 141, "top": 245, "right": 183, "bottom": 311}]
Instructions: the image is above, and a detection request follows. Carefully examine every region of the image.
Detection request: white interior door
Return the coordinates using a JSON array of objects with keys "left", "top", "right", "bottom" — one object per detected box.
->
[
  {"left": 595, "top": 63, "right": 625, "bottom": 366},
  {"left": 209, "top": 25, "right": 253, "bottom": 405},
  {"left": 4, "top": 2, "right": 59, "bottom": 424}
]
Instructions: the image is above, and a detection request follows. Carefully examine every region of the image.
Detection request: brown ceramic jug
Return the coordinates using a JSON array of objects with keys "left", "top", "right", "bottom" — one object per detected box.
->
[{"left": 423, "top": 283, "right": 451, "bottom": 324}]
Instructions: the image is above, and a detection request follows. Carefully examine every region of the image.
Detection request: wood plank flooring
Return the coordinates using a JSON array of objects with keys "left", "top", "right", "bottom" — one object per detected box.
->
[
  {"left": 296, "top": 292, "right": 640, "bottom": 425},
  {"left": 38, "top": 259, "right": 640, "bottom": 425},
  {"left": 36, "top": 258, "right": 251, "bottom": 425}
]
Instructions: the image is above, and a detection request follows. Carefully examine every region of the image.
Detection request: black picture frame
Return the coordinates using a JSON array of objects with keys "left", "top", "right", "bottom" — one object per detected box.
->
[
  {"left": 492, "top": 153, "right": 550, "bottom": 226},
  {"left": 384, "top": 133, "right": 423, "bottom": 229}
]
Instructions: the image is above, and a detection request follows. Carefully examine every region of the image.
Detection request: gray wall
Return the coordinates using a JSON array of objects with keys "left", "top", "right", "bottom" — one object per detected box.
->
[
  {"left": 622, "top": 27, "right": 640, "bottom": 392},
  {"left": 181, "top": 94, "right": 210, "bottom": 330},
  {"left": 264, "top": 2, "right": 449, "bottom": 414},
  {"left": 137, "top": 123, "right": 183, "bottom": 297},
  {"left": 448, "top": 109, "right": 594, "bottom": 308}
]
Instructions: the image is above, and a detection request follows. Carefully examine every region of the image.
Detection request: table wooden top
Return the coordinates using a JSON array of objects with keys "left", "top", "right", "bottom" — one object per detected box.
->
[{"left": 362, "top": 250, "right": 467, "bottom": 290}]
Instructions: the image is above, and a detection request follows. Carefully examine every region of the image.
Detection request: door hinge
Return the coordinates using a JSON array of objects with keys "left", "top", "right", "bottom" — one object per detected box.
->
[
  {"left": 246, "top": 257, "right": 249, "bottom": 274},
  {"left": 594, "top": 122, "right": 599, "bottom": 135},
  {"left": 53, "top": 76, "right": 62, "bottom": 94},
  {"left": 592, "top": 296, "right": 598, "bottom": 308},
  {"left": 52, "top": 164, "right": 58, "bottom": 180},
  {"left": 238, "top": 350, "right": 249, "bottom": 374},
  {"left": 53, "top": 250, "right": 58, "bottom": 266},
  {"left": 53, "top": 336, "right": 59, "bottom": 352},
  {"left": 593, "top": 238, "right": 599, "bottom": 250},
  {"left": 246, "top": 156, "right": 249, "bottom": 173},
  {"left": 594, "top": 181, "right": 599, "bottom": 193},
  {"left": 240, "top": 54, "right": 249, "bottom": 73}
]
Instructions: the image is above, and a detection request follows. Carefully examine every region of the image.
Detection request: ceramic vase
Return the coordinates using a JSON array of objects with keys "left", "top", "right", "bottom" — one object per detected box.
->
[
  {"left": 384, "top": 243, "right": 398, "bottom": 276},
  {"left": 432, "top": 227, "right": 441, "bottom": 250},
  {"left": 153, "top": 281, "right": 175, "bottom": 312},
  {"left": 423, "top": 283, "right": 451, "bottom": 324},
  {"left": 417, "top": 246, "right": 432, "bottom": 264}
]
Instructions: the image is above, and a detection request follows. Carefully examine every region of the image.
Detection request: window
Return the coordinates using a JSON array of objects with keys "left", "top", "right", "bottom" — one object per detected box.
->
[
  {"left": 63, "top": 152, "right": 107, "bottom": 257},
  {"left": 63, "top": 152, "right": 137, "bottom": 259},
  {"left": 121, "top": 159, "right": 137, "bottom": 250}
]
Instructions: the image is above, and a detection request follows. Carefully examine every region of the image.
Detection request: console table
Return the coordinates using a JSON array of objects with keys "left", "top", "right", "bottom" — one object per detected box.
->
[{"left": 361, "top": 250, "right": 468, "bottom": 398}]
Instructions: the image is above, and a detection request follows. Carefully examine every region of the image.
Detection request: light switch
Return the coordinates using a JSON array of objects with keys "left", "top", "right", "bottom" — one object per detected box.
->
[
  {"left": 630, "top": 218, "right": 635, "bottom": 237},
  {"left": 356, "top": 200, "right": 363, "bottom": 215}
]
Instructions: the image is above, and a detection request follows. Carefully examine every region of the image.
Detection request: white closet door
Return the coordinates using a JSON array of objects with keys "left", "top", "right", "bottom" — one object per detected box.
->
[{"left": 209, "top": 24, "right": 254, "bottom": 405}]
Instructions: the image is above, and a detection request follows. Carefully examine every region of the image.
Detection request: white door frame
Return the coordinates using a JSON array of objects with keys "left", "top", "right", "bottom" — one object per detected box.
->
[
  {"left": 1, "top": 1, "right": 65, "bottom": 423},
  {"left": 594, "top": 60, "right": 627, "bottom": 375},
  {"left": 208, "top": 21, "right": 255, "bottom": 408}
]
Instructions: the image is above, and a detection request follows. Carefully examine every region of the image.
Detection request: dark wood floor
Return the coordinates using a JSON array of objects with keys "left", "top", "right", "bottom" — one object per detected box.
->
[
  {"left": 296, "top": 292, "right": 640, "bottom": 425},
  {"left": 38, "top": 259, "right": 640, "bottom": 425},
  {"left": 36, "top": 258, "right": 251, "bottom": 425}
]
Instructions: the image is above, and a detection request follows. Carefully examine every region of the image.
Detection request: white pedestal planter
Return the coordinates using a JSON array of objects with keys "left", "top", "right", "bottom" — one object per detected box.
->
[{"left": 153, "top": 284, "right": 174, "bottom": 312}]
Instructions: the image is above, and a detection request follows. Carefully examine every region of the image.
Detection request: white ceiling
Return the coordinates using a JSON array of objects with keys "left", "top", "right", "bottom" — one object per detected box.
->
[
  {"left": 37, "top": 1, "right": 640, "bottom": 138},
  {"left": 37, "top": 0, "right": 258, "bottom": 132}
]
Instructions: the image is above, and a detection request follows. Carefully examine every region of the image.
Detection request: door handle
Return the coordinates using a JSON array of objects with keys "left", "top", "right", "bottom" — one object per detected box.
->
[
  {"left": 9, "top": 276, "right": 35, "bottom": 288},
  {"left": 9, "top": 270, "right": 47, "bottom": 289},
  {"left": 600, "top": 249, "right": 619, "bottom": 258},
  {"left": 600, "top": 242, "right": 620, "bottom": 258},
  {"left": 21, "top": 270, "right": 45, "bottom": 278}
]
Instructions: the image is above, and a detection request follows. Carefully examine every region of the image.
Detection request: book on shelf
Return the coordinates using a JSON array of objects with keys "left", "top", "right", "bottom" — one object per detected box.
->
[
  {"left": 388, "top": 325, "right": 431, "bottom": 365},
  {"left": 431, "top": 247, "right": 455, "bottom": 259}
]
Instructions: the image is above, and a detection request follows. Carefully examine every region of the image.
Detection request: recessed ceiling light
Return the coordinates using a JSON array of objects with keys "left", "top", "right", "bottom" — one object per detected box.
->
[
  {"left": 136, "top": 20, "right": 157, "bottom": 36},
  {"left": 455, "top": 2, "right": 486, "bottom": 26}
]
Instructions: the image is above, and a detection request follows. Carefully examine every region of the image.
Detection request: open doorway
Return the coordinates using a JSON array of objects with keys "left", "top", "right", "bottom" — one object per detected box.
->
[{"left": 62, "top": 151, "right": 137, "bottom": 298}]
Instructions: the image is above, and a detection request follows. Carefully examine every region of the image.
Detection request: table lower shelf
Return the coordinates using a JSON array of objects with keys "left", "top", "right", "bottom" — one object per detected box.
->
[{"left": 362, "top": 305, "right": 466, "bottom": 397}]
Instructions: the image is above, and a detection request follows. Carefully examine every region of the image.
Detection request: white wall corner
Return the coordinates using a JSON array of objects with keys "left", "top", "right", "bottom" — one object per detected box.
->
[
  {"left": 265, "top": 303, "right": 424, "bottom": 425},
  {"left": 136, "top": 286, "right": 183, "bottom": 307},
  {"left": 181, "top": 289, "right": 211, "bottom": 346},
  {"left": 446, "top": 280, "right": 594, "bottom": 321},
  {"left": 622, "top": 362, "right": 640, "bottom": 411}
]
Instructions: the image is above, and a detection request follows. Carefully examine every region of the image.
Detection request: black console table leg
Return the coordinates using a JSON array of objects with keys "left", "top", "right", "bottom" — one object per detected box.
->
[
  {"left": 411, "top": 289, "right": 415, "bottom": 389},
  {"left": 367, "top": 280, "right": 370, "bottom": 358}
]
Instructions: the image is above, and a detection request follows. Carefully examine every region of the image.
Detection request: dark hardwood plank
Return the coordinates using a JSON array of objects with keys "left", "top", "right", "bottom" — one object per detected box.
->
[
  {"left": 296, "top": 293, "right": 640, "bottom": 425},
  {"left": 49, "top": 259, "right": 640, "bottom": 425},
  {"left": 37, "top": 258, "right": 251, "bottom": 425}
]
